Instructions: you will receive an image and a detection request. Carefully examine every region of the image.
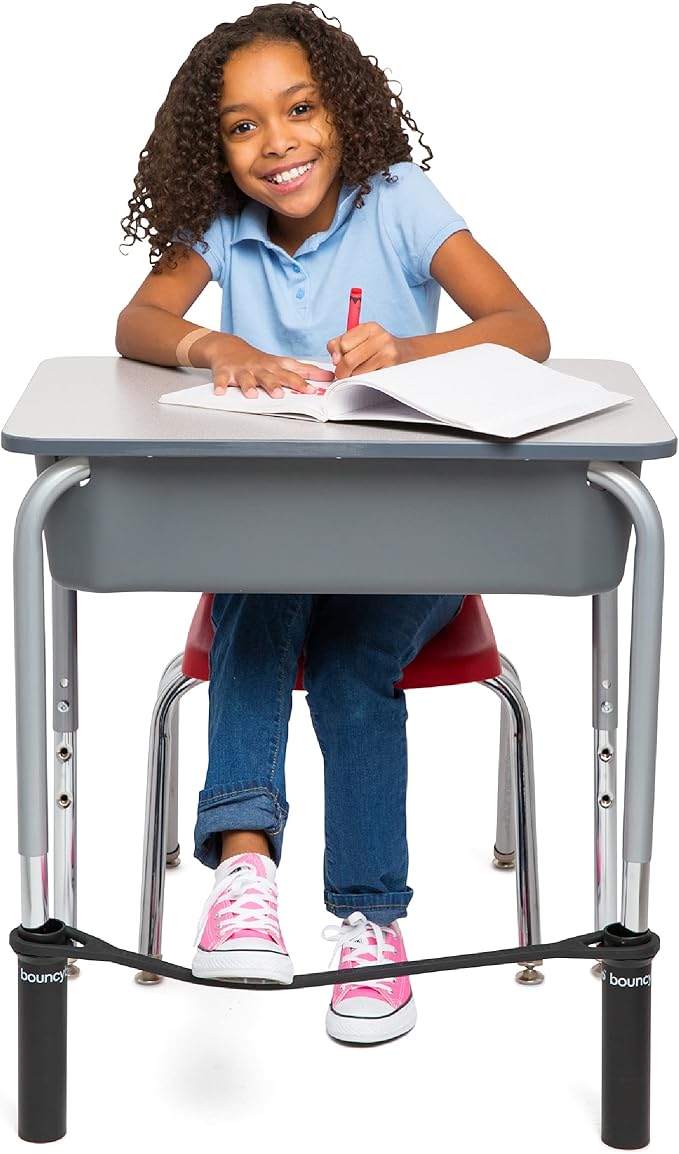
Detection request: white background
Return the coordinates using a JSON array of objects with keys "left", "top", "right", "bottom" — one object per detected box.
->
[{"left": 1, "top": 1, "right": 677, "bottom": 1150}]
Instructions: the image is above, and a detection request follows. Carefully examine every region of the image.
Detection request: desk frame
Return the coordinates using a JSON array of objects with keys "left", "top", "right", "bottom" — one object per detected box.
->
[{"left": 10, "top": 451, "right": 666, "bottom": 1148}]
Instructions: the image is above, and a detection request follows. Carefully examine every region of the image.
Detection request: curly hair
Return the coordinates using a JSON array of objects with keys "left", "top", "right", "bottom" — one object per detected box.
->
[{"left": 121, "top": 2, "right": 433, "bottom": 268}]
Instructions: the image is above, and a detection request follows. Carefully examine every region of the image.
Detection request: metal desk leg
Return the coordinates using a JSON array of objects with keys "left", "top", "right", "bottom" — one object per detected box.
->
[
  {"left": 588, "top": 462, "right": 664, "bottom": 1151},
  {"left": 52, "top": 582, "right": 80, "bottom": 978},
  {"left": 592, "top": 591, "right": 618, "bottom": 938},
  {"left": 14, "top": 457, "right": 90, "bottom": 1143}
]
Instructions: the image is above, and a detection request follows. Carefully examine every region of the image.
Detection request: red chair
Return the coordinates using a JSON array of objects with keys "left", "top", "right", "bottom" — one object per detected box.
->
[{"left": 137, "top": 594, "right": 541, "bottom": 983}]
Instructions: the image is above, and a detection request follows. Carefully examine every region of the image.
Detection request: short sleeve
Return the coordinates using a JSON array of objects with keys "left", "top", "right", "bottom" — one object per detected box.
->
[
  {"left": 377, "top": 163, "right": 469, "bottom": 284},
  {"left": 190, "top": 215, "right": 235, "bottom": 286}
]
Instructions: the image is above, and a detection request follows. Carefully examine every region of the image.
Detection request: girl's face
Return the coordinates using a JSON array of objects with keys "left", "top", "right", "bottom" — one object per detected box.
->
[{"left": 219, "top": 40, "right": 342, "bottom": 251}]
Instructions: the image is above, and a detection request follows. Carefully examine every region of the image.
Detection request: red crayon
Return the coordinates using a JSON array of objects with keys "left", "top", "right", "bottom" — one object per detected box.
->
[{"left": 347, "top": 287, "right": 362, "bottom": 330}]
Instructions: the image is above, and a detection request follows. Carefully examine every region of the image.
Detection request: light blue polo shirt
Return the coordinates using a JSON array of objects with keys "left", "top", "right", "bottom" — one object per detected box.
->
[{"left": 193, "top": 161, "right": 469, "bottom": 359}]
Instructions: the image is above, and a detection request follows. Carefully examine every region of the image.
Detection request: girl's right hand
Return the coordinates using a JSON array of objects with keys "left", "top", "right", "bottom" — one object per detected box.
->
[{"left": 204, "top": 333, "right": 334, "bottom": 398}]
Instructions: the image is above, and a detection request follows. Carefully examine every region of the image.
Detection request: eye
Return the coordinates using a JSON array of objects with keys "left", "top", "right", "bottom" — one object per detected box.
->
[
  {"left": 229, "top": 120, "right": 256, "bottom": 136},
  {"left": 290, "top": 102, "right": 314, "bottom": 117}
]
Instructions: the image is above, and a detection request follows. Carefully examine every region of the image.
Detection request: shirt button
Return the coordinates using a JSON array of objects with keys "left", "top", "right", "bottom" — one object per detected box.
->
[
  {"left": 295, "top": 288, "right": 305, "bottom": 300},
  {"left": 292, "top": 264, "right": 301, "bottom": 273}
]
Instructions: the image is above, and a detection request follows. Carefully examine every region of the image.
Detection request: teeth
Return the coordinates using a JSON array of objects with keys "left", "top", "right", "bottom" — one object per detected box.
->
[{"left": 268, "top": 162, "right": 313, "bottom": 184}]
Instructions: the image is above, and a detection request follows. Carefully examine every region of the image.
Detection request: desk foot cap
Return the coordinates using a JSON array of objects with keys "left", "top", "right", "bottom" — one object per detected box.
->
[
  {"left": 515, "top": 963, "right": 544, "bottom": 985},
  {"left": 135, "top": 970, "right": 164, "bottom": 986},
  {"left": 492, "top": 847, "right": 515, "bottom": 870}
]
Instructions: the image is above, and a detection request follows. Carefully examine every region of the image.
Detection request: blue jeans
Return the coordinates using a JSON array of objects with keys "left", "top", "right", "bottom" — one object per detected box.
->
[{"left": 195, "top": 593, "right": 464, "bottom": 924}]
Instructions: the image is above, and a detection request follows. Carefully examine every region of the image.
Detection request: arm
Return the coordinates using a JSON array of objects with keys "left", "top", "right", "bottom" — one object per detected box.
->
[
  {"left": 328, "top": 231, "right": 550, "bottom": 378},
  {"left": 116, "top": 247, "right": 332, "bottom": 396}
]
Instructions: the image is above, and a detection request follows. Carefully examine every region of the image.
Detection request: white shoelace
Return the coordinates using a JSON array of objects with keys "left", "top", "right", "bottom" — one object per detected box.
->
[
  {"left": 194, "top": 865, "right": 281, "bottom": 946},
  {"left": 322, "top": 911, "right": 399, "bottom": 995}
]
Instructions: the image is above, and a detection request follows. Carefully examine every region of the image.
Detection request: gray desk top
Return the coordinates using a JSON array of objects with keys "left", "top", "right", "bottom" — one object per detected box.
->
[{"left": 2, "top": 356, "right": 676, "bottom": 460}]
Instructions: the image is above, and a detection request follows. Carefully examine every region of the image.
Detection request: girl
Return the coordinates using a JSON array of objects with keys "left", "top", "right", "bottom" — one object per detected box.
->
[{"left": 116, "top": 1, "right": 549, "bottom": 1046}]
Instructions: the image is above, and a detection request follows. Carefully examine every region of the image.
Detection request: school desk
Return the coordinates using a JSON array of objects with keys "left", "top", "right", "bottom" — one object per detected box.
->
[{"left": 3, "top": 355, "right": 676, "bottom": 1148}]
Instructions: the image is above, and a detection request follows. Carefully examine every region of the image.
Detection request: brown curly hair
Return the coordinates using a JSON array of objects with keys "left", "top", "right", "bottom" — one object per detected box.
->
[{"left": 121, "top": 2, "right": 433, "bottom": 268}]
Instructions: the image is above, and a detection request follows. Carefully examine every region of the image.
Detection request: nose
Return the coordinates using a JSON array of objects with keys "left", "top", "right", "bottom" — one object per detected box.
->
[{"left": 261, "top": 116, "right": 299, "bottom": 157}]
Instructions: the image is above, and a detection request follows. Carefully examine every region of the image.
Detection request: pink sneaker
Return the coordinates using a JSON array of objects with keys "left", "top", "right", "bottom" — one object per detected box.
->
[
  {"left": 192, "top": 852, "right": 293, "bottom": 984},
  {"left": 323, "top": 912, "right": 416, "bottom": 1043}
]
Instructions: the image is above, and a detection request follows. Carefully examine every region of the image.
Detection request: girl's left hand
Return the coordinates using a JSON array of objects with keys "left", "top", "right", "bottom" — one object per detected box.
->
[{"left": 327, "top": 322, "right": 406, "bottom": 379}]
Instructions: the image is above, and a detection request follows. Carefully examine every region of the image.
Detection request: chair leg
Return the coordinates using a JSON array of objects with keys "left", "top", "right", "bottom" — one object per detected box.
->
[
  {"left": 156, "top": 655, "right": 184, "bottom": 868},
  {"left": 135, "top": 667, "right": 200, "bottom": 984},
  {"left": 492, "top": 653, "right": 521, "bottom": 869},
  {"left": 484, "top": 669, "right": 543, "bottom": 984}
]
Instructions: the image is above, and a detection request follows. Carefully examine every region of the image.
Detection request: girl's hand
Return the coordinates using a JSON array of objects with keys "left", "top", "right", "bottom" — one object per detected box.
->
[
  {"left": 205, "top": 334, "right": 335, "bottom": 397},
  {"left": 327, "top": 322, "right": 406, "bottom": 379}
]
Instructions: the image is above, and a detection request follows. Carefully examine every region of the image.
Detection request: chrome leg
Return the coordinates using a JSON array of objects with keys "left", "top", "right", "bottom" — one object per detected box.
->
[
  {"left": 592, "top": 591, "right": 618, "bottom": 939},
  {"left": 135, "top": 671, "right": 200, "bottom": 984},
  {"left": 588, "top": 463, "right": 664, "bottom": 933},
  {"left": 52, "top": 583, "right": 80, "bottom": 978},
  {"left": 157, "top": 655, "right": 184, "bottom": 868},
  {"left": 14, "top": 458, "right": 90, "bottom": 929},
  {"left": 492, "top": 653, "right": 521, "bottom": 869},
  {"left": 485, "top": 671, "right": 543, "bottom": 984}
]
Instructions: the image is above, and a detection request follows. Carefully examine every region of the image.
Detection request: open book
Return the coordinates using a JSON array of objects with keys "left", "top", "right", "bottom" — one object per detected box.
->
[{"left": 159, "top": 343, "right": 631, "bottom": 439}]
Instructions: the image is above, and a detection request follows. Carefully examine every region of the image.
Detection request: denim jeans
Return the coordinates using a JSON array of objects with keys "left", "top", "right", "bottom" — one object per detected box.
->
[{"left": 194, "top": 593, "right": 464, "bottom": 924}]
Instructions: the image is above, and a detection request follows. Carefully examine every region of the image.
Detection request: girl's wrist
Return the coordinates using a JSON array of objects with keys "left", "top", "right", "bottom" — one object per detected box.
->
[{"left": 191, "top": 330, "right": 246, "bottom": 368}]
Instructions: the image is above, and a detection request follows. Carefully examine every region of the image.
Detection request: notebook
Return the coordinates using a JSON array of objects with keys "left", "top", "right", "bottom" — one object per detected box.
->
[{"left": 158, "top": 343, "right": 632, "bottom": 439}]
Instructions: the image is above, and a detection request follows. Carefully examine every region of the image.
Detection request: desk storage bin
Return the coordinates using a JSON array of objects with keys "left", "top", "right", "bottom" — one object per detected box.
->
[{"left": 40, "top": 456, "right": 633, "bottom": 595}]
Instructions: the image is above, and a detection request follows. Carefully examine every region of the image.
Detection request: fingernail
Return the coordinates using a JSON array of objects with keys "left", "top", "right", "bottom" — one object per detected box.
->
[
  {"left": 273, "top": 387, "right": 284, "bottom": 398},
  {"left": 331, "top": 352, "right": 340, "bottom": 364},
  {"left": 214, "top": 387, "right": 225, "bottom": 395},
  {"left": 246, "top": 387, "right": 258, "bottom": 398}
]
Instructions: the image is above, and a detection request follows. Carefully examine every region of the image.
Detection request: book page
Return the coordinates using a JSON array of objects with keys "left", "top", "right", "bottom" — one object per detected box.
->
[
  {"left": 332, "top": 344, "right": 632, "bottom": 437},
  {"left": 159, "top": 380, "right": 329, "bottom": 420}
]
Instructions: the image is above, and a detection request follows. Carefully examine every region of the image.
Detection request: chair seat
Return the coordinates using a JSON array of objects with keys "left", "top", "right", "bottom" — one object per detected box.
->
[{"left": 182, "top": 593, "right": 502, "bottom": 688}]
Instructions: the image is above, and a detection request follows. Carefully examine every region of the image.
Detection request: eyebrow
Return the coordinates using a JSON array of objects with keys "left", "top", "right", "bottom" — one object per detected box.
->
[{"left": 220, "top": 82, "right": 316, "bottom": 118}]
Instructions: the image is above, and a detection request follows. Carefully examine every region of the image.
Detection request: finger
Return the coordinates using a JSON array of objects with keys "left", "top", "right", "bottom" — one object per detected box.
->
[
  {"left": 248, "top": 369, "right": 287, "bottom": 399},
  {"left": 280, "top": 358, "right": 334, "bottom": 384},
  {"left": 329, "top": 323, "right": 376, "bottom": 363},
  {"left": 343, "top": 352, "right": 386, "bottom": 376},
  {"left": 334, "top": 340, "right": 380, "bottom": 379},
  {"left": 233, "top": 369, "right": 263, "bottom": 399},
  {"left": 213, "top": 369, "right": 234, "bottom": 396}
]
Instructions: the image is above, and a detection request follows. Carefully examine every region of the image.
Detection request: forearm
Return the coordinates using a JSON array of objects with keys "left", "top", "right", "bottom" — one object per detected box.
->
[
  {"left": 115, "top": 304, "right": 232, "bottom": 367},
  {"left": 401, "top": 308, "right": 551, "bottom": 365}
]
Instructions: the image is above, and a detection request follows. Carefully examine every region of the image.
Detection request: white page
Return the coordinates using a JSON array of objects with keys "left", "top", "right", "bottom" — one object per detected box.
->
[
  {"left": 159, "top": 380, "right": 330, "bottom": 420},
  {"left": 324, "top": 344, "right": 632, "bottom": 437}
]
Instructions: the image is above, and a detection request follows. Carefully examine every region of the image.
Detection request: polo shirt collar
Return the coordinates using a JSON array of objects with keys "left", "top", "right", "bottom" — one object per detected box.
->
[{"left": 232, "top": 182, "right": 357, "bottom": 255}]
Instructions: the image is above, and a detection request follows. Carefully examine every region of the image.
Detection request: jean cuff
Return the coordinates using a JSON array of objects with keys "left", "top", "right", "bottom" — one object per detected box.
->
[
  {"left": 194, "top": 785, "right": 288, "bottom": 869},
  {"left": 324, "top": 887, "right": 413, "bottom": 926}
]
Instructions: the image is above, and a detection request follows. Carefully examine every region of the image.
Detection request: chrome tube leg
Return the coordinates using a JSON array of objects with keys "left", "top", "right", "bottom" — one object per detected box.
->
[
  {"left": 52, "top": 582, "right": 80, "bottom": 978},
  {"left": 588, "top": 463, "right": 664, "bottom": 1148},
  {"left": 14, "top": 458, "right": 90, "bottom": 1146},
  {"left": 592, "top": 591, "right": 618, "bottom": 942},
  {"left": 14, "top": 458, "right": 90, "bottom": 929},
  {"left": 485, "top": 672, "right": 543, "bottom": 984},
  {"left": 135, "top": 672, "right": 199, "bottom": 984},
  {"left": 588, "top": 464, "right": 664, "bottom": 931},
  {"left": 493, "top": 653, "right": 521, "bottom": 868},
  {"left": 159, "top": 655, "right": 184, "bottom": 867}
]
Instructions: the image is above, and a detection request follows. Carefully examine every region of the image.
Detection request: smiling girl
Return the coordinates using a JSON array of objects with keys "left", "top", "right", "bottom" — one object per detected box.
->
[{"left": 116, "top": 1, "right": 548, "bottom": 1045}]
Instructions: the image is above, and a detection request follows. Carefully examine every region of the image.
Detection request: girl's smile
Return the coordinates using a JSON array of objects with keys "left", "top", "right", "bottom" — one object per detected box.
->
[{"left": 219, "top": 41, "right": 342, "bottom": 254}]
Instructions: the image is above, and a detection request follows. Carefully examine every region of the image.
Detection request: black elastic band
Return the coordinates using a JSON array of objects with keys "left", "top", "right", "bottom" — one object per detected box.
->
[{"left": 9, "top": 921, "right": 660, "bottom": 991}]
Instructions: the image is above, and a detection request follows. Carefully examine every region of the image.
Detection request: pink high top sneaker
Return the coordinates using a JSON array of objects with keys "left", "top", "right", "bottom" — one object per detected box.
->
[
  {"left": 323, "top": 912, "right": 416, "bottom": 1043},
  {"left": 192, "top": 852, "right": 293, "bottom": 984}
]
